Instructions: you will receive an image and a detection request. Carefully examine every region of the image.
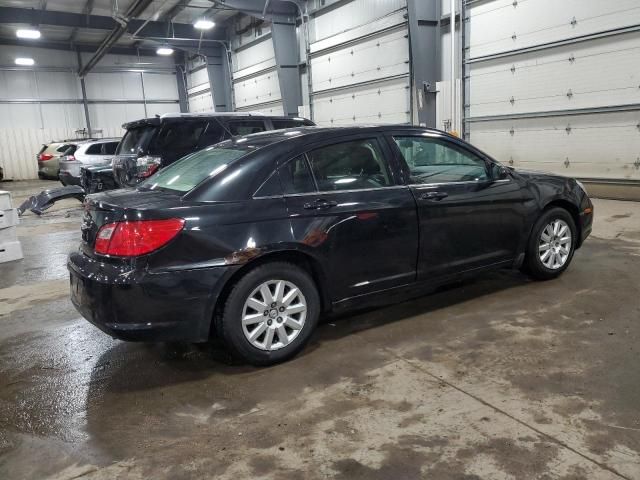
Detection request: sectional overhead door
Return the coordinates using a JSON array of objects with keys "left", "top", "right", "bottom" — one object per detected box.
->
[
  {"left": 309, "top": 0, "right": 411, "bottom": 126},
  {"left": 465, "top": 0, "right": 640, "bottom": 184}
]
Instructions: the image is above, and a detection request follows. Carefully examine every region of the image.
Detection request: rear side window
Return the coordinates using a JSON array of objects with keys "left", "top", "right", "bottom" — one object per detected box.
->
[
  {"left": 153, "top": 121, "right": 207, "bottom": 155},
  {"left": 197, "top": 122, "right": 224, "bottom": 148},
  {"left": 306, "top": 139, "right": 391, "bottom": 191},
  {"left": 117, "top": 126, "right": 156, "bottom": 155},
  {"left": 103, "top": 142, "right": 118, "bottom": 155},
  {"left": 85, "top": 144, "right": 102, "bottom": 155},
  {"left": 227, "top": 120, "right": 267, "bottom": 136},
  {"left": 56, "top": 143, "right": 75, "bottom": 153},
  {"left": 280, "top": 156, "right": 316, "bottom": 194}
]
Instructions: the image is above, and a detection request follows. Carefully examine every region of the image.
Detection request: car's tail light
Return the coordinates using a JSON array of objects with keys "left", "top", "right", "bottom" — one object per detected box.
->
[
  {"left": 136, "top": 156, "right": 162, "bottom": 178},
  {"left": 94, "top": 218, "right": 185, "bottom": 256},
  {"left": 62, "top": 155, "right": 76, "bottom": 161},
  {"left": 39, "top": 153, "right": 53, "bottom": 161}
]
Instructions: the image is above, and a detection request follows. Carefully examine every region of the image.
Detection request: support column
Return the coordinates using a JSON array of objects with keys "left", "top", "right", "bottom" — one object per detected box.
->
[
  {"left": 407, "top": 0, "right": 440, "bottom": 128},
  {"left": 271, "top": 20, "right": 303, "bottom": 117},
  {"left": 76, "top": 50, "right": 92, "bottom": 136},
  {"left": 175, "top": 53, "right": 189, "bottom": 113},
  {"left": 206, "top": 47, "right": 233, "bottom": 112}
]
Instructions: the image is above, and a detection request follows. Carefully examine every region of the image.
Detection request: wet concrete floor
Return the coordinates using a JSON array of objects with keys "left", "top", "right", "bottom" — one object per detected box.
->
[{"left": 0, "top": 180, "right": 639, "bottom": 479}]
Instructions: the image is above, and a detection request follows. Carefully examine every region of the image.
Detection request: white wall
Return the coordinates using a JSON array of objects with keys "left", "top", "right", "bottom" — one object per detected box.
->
[{"left": 0, "top": 46, "right": 180, "bottom": 180}]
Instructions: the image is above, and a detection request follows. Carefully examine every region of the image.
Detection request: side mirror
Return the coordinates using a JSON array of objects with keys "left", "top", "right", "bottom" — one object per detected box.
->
[{"left": 494, "top": 165, "right": 510, "bottom": 181}]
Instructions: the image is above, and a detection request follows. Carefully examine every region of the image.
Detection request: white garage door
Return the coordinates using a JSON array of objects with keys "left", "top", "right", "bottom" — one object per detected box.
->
[
  {"left": 466, "top": 0, "right": 640, "bottom": 182},
  {"left": 309, "top": 0, "right": 410, "bottom": 126}
]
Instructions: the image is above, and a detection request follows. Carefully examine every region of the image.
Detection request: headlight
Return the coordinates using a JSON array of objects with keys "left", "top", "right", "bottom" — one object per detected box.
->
[{"left": 576, "top": 180, "right": 588, "bottom": 194}]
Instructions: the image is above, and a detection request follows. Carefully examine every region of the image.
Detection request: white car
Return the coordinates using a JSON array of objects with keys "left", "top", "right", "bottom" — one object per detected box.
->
[{"left": 59, "top": 138, "right": 120, "bottom": 186}]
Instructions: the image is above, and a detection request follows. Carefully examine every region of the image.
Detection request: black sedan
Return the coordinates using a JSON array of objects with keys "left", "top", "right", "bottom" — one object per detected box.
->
[{"left": 68, "top": 126, "right": 593, "bottom": 365}]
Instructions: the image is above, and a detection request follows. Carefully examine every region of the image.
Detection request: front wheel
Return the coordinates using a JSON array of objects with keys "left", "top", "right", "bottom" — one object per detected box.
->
[
  {"left": 219, "top": 262, "right": 320, "bottom": 366},
  {"left": 523, "top": 207, "right": 577, "bottom": 280}
]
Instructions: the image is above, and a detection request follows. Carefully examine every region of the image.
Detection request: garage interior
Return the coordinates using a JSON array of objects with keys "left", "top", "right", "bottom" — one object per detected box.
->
[{"left": 0, "top": 0, "right": 639, "bottom": 478}]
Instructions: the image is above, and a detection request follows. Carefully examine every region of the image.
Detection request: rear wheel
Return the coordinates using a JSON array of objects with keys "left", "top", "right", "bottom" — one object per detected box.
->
[
  {"left": 220, "top": 262, "right": 320, "bottom": 366},
  {"left": 523, "top": 207, "right": 576, "bottom": 280}
]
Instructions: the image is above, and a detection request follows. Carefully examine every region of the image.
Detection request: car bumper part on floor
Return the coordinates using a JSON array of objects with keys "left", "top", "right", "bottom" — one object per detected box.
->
[
  {"left": 17, "top": 185, "right": 85, "bottom": 216},
  {"left": 67, "top": 251, "right": 233, "bottom": 342}
]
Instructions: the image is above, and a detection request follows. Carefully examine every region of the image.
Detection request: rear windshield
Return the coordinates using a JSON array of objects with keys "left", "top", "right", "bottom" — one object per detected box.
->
[
  {"left": 116, "top": 126, "right": 157, "bottom": 155},
  {"left": 141, "top": 145, "right": 250, "bottom": 193}
]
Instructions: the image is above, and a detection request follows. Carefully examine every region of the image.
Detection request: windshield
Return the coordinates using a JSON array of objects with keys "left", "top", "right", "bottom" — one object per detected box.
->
[
  {"left": 116, "top": 126, "right": 156, "bottom": 155},
  {"left": 140, "top": 145, "right": 250, "bottom": 193}
]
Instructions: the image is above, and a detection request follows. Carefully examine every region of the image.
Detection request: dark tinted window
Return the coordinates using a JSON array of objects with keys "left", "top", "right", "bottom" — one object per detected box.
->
[
  {"left": 280, "top": 156, "right": 316, "bottom": 194},
  {"left": 197, "top": 122, "right": 224, "bottom": 148},
  {"left": 154, "top": 121, "right": 207, "bottom": 156},
  {"left": 393, "top": 136, "right": 488, "bottom": 184},
  {"left": 56, "top": 143, "right": 75, "bottom": 153},
  {"left": 85, "top": 144, "right": 102, "bottom": 155},
  {"left": 117, "top": 126, "right": 156, "bottom": 155},
  {"left": 103, "top": 142, "right": 119, "bottom": 155},
  {"left": 306, "top": 139, "right": 391, "bottom": 191},
  {"left": 227, "top": 120, "right": 267, "bottom": 136},
  {"left": 271, "top": 119, "right": 305, "bottom": 129},
  {"left": 254, "top": 172, "right": 282, "bottom": 197}
]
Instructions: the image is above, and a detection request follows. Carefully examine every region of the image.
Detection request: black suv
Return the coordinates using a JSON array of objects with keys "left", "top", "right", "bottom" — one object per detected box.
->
[{"left": 80, "top": 113, "right": 314, "bottom": 193}]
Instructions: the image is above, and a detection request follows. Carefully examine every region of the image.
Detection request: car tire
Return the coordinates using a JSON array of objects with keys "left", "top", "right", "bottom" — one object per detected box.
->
[
  {"left": 524, "top": 207, "right": 577, "bottom": 281},
  {"left": 220, "top": 261, "right": 320, "bottom": 366}
]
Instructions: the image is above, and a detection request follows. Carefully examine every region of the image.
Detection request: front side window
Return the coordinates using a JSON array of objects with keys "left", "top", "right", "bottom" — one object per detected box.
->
[
  {"left": 306, "top": 139, "right": 391, "bottom": 192},
  {"left": 393, "top": 136, "right": 488, "bottom": 184},
  {"left": 141, "top": 146, "right": 249, "bottom": 193}
]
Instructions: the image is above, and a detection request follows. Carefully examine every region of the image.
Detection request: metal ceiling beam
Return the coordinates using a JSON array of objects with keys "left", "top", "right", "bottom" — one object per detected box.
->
[
  {"left": 0, "top": 6, "right": 227, "bottom": 40},
  {"left": 69, "top": 0, "right": 95, "bottom": 43},
  {"left": 78, "top": 0, "right": 155, "bottom": 77},
  {"left": 0, "top": 37, "right": 157, "bottom": 56},
  {"left": 211, "top": 0, "right": 297, "bottom": 23}
]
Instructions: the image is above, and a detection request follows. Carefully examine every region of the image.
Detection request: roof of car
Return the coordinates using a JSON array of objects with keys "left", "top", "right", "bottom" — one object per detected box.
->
[
  {"left": 123, "top": 112, "right": 312, "bottom": 129},
  {"left": 222, "top": 125, "right": 448, "bottom": 150}
]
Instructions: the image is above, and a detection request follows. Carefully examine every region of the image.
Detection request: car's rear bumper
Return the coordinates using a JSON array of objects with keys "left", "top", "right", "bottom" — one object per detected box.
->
[
  {"left": 59, "top": 171, "right": 81, "bottom": 186},
  {"left": 38, "top": 161, "right": 59, "bottom": 178},
  {"left": 67, "top": 251, "right": 233, "bottom": 342}
]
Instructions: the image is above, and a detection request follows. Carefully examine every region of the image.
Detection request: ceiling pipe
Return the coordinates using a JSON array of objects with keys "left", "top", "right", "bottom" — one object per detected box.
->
[{"left": 78, "top": 0, "right": 153, "bottom": 77}]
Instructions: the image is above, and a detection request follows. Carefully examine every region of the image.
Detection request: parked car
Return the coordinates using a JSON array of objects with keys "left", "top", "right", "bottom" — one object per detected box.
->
[
  {"left": 59, "top": 138, "right": 120, "bottom": 186},
  {"left": 68, "top": 126, "right": 593, "bottom": 366},
  {"left": 80, "top": 112, "right": 314, "bottom": 193},
  {"left": 37, "top": 142, "right": 78, "bottom": 179}
]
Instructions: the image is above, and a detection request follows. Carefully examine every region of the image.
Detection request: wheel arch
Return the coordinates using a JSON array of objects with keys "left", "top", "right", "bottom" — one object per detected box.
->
[
  {"left": 211, "top": 249, "right": 331, "bottom": 338},
  {"left": 542, "top": 198, "right": 582, "bottom": 247}
]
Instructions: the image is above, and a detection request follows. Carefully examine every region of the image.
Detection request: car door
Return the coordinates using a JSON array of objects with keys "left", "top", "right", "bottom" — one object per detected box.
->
[
  {"left": 100, "top": 141, "right": 119, "bottom": 165},
  {"left": 280, "top": 134, "right": 419, "bottom": 302},
  {"left": 387, "top": 132, "right": 526, "bottom": 280}
]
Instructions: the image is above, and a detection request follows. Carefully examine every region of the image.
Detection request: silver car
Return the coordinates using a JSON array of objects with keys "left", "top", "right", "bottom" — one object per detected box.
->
[{"left": 59, "top": 138, "right": 120, "bottom": 186}]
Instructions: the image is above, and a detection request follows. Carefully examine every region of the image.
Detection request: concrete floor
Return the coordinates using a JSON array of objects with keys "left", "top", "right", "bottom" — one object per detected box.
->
[{"left": 1, "top": 179, "right": 639, "bottom": 480}]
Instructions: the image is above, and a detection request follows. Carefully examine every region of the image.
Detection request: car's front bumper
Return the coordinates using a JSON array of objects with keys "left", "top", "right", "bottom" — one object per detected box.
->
[
  {"left": 68, "top": 251, "right": 234, "bottom": 342},
  {"left": 577, "top": 196, "right": 594, "bottom": 248}
]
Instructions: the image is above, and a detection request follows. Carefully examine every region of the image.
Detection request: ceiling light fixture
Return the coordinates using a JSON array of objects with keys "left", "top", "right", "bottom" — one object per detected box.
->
[
  {"left": 15, "top": 57, "right": 35, "bottom": 66},
  {"left": 194, "top": 19, "right": 215, "bottom": 30},
  {"left": 16, "top": 29, "right": 41, "bottom": 39},
  {"left": 156, "top": 46, "right": 174, "bottom": 56}
]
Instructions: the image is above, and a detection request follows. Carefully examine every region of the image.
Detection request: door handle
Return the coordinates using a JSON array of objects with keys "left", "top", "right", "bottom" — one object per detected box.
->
[
  {"left": 420, "top": 191, "right": 448, "bottom": 201},
  {"left": 303, "top": 199, "right": 338, "bottom": 210}
]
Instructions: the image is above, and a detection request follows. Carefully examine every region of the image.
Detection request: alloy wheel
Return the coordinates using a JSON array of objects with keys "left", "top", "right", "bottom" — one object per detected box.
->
[
  {"left": 538, "top": 219, "right": 572, "bottom": 270},
  {"left": 241, "top": 280, "right": 307, "bottom": 351}
]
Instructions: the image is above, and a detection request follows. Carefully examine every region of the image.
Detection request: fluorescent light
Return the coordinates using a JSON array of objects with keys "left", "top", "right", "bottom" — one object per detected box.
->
[
  {"left": 194, "top": 19, "right": 215, "bottom": 30},
  {"left": 16, "top": 29, "right": 41, "bottom": 39},
  {"left": 15, "top": 57, "right": 35, "bottom": 66},
  {"left": 156, "top": 47, "right": 174, "bottom": 56}
]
